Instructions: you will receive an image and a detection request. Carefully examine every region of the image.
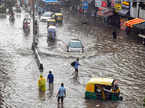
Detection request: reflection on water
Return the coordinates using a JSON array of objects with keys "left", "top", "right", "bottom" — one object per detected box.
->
[
  {"left": 57, "top": 103, "right": 63, "bottom": 108},
  {"left": 39, "top": 91, "right": 46, "bottom": 101}
]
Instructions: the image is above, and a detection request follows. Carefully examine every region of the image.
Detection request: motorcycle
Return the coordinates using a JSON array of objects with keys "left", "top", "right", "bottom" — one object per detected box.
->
[
  {"left": 9, "top": 15, "right": 15, "bottom": 24},
  {"left": 23, "top": 23, "right": 30, "bottom": 34}
]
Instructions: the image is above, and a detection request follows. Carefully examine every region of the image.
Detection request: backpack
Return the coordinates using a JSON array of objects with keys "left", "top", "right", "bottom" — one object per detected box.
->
[{"left": 71, "top": 61, "right": 75, "bottom": 67}]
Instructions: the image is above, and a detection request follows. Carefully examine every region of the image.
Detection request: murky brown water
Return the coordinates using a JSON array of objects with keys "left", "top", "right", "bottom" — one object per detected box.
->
[{"left": 0, "top": 8, "right": 145, "bottom": 108}]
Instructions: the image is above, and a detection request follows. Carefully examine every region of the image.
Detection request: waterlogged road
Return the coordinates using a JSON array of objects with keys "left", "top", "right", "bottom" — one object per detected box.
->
[{"left": 0, "top": 8, "right": 145, "bottom": 108}]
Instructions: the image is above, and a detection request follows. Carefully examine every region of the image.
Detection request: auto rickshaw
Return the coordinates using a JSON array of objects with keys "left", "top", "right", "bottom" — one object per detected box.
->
[
  {"left": 54, "top": 13, "right": 63, "bottom": 23},
  {"left": 85, "top": 78, "right": 123, "bottom": 101},
  {"left": 47, "top": 19, "right": 56, "bottom": 28},
  {"left": 47, "top": 25, "right": 56, "bottom": 41}
]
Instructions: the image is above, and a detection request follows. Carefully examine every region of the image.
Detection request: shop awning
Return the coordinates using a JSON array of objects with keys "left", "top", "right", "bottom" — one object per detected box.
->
[
  {"left": 97, "top": 8, "right": 113, "bottom": 17},
  {"left": 125, "top": 18, "right": 145, "bottom": 28},
  {"left": 42, "top": 0, "right": 58, "bottom": 3}
]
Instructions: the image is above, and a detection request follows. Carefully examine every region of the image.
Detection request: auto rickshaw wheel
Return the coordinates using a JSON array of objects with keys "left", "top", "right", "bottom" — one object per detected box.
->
[
  {"left": 125, "top": 27, "right": 130, "bottom": 35},
  {"left": 119, "top": 96, "right": 123, "bottom": 101}
]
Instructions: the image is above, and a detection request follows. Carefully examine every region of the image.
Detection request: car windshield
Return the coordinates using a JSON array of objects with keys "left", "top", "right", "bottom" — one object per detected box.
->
[
  {"left": 43, "top": 12, "right": 52, "bottom": 17},
  {"left": 69, "top": 41, "right": 82, "bottom": 48}
]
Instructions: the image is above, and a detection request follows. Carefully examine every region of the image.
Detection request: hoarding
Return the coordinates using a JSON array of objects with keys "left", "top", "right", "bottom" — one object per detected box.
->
[
  {"left": 95, "top": 0, "right": 107, "bottom": 8},
  {"left": 95, "top": 0, "right": 102, "bottom": 7},
  {"left": 42, "top": 0, "right": 58, "bottom": 3}
]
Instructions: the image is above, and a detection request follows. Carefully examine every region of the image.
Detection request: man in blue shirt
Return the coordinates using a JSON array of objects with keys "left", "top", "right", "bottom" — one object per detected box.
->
[
  {"left": 47, "top": 70, "right": 54, "bottom": 90},
  {"left": 57, "top": 83, "right": 66, "bottom": 104},
  {"left": 74, "top": 58, "right": 80, "bottom": 78}
]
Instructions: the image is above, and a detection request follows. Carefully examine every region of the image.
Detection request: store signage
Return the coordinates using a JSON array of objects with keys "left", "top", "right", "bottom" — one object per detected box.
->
[
  {"left": 82, "top": 1, "right": 88, "bottom": 9},
  {"left": 95, "top": 0, "right": 102, "bottom": 7},
  {"left": 101, "top": 1, "right": 107, "bottom": 8}
]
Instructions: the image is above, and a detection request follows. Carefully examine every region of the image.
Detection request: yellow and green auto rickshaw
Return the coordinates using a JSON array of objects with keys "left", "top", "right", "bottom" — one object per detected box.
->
[
  {"left": 47, "top": 25, "right": 56, "bottom": 41},
  {"left": 85, "top": 78, "right": 123, "bottom": 101},
  {"left": 47, "top": 19, "right": 56, "bottom": 28},
  {"left": 54, "top": 13, "right": 63, "bottom": 23}
]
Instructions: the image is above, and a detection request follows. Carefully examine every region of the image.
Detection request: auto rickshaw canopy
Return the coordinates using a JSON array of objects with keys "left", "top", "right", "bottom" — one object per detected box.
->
[
  {"left": 55, "top": 13, "right": 63, "bottom": 16},
  {"left": 125, "top": 18, "right": 145, "bottom": 28},
  {"left": 87, "top": 78, "right": 114, "bottom": 86},
  {"left": 47, "top": 18, "right": 56, "bottom": 23},
  {"left": 86, "top": 78, "right": 114, "bottom": 92}
]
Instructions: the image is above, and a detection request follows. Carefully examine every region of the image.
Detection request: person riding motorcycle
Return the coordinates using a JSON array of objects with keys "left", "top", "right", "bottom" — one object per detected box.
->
[
  {"left": 9, "top": 9, "right": 15, "bottom": 22},
  {"left": 23, "top": 18, "right": 30, "bottom": 32}
]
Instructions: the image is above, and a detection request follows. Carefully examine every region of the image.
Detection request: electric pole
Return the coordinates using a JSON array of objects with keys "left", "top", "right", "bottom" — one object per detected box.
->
[{"left": 32, "top": 0, "right": 36, "bottom": 49}]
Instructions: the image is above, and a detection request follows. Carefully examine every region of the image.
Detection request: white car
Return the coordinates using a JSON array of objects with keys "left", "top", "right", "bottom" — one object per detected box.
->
[
  {"left": 40, "top": 12, "right": 54, "bottom": 22},
  {"left": 67, "top": 39, "right": 84, "bottom": 52}
]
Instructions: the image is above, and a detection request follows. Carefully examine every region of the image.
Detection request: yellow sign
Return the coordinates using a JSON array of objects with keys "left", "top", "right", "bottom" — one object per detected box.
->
[
  {"left": 114, "top": 3, "right": 122, "bottom": 12},
  {"left": 122, "top": 1, "right": 129, "bottom": 6}
]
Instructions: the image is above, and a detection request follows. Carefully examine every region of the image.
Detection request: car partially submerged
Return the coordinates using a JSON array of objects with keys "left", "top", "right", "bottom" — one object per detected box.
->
[
  {"left": 40, "top": 11, "right": 54, "bottom": 22},
  {"left": 67, "top": 39, "right": 84, "bottom": 52}
]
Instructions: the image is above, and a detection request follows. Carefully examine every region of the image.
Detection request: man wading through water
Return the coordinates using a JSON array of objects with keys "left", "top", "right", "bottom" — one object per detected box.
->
[
  {"left": 71, "top": 58, "right": 80, "bottom": 79},
  {"left": 57, "top": 83, "right": 66, "bottom": 104},
  {"left": 47, "top": 70, "right": 54, "bottom": 90}
]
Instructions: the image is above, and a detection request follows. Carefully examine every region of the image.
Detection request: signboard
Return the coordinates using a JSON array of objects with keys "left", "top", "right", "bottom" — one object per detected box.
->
[
  {"left": 95, "top": 0, "right": 107, "bottom": 8},
  {"left": 101, "top": 1, "right": 107, "bottom": 8},
  {"left": 114, "top": 3, "right": 122, "bottom": 12},
  {"left": 95, "top": 0, "right": 101, "bottom": 7},
  {"left": 82, "top": 1, "right": 88, "bottom": 9},
  {"left": 111, "top": 0, "right": 115, "bottom": 7},
  {"left": 42, "top": 0, "right": 58, "bottom": 3}
]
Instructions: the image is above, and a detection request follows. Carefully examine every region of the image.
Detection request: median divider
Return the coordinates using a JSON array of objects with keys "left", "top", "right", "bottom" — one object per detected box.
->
[
  {"left": 32, "top": 34, "right": 43, "bottom": 73},
  {"left": 33, "top": 47, "right": 43, "bottom": 72}
]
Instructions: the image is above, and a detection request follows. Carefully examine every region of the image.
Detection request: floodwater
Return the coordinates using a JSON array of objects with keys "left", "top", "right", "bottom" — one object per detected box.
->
[{"left": 0, "top": 7, "right": 145, "bottom": 108}]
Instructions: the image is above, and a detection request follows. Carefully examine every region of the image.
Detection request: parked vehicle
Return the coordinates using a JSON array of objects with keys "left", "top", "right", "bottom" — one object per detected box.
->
[
  {"left": 40, "top": 11, "right": 54, "bottom": 22},
  {"left": 85, "top": 78, "right": 123, "bottom": 101},
  {"left": 67, "top": 39, "right": 84, "bottom": 52},
  {"left": 47, "top": 25, "right": 56, "bottom": 41}
]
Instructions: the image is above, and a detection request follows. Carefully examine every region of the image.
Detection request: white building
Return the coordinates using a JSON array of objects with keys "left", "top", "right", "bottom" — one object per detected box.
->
[{"left": 130, "top": 1, "right": 145, "bottom": 19}]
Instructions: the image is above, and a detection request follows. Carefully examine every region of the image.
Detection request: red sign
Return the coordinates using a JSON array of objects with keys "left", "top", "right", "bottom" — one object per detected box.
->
[{"left": 101, "top": 1, "right": 107, "bottom": 8}]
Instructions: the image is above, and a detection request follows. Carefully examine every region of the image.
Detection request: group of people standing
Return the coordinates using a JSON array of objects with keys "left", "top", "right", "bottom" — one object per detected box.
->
[{"left": 38, "top": 58, "right": 80, "bottom": 104}]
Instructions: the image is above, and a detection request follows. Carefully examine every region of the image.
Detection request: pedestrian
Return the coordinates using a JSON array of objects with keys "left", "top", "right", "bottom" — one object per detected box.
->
[
  {"left": 47, "top": 70, "right": 54, "bottom": 90},
  {"left": 112, "top": 30, "right": 117, "bottom": 40},
  {"left": 71, "top": 58, "right": 80, "bottom": 78},
  {"left": 56, "top": 83, "right": 66, "bottom": 104},
  {"left": 38, "top": 74, "right": 46, "bottom": 92}
]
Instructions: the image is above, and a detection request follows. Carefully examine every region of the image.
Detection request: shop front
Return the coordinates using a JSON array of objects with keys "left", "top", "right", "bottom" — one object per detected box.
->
[{"left": 117, "top": 1, "right": 130, "bottom": 17}]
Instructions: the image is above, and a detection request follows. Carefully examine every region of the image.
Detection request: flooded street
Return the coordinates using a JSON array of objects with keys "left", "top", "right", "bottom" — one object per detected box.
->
[{"left": 0, "top": 7, "right": 145, "bottom": 108}]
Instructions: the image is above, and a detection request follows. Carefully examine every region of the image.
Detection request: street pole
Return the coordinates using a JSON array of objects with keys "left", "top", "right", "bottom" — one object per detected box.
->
[{"left": 32, "top": 0, "right": 35, "bottom": 49}]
